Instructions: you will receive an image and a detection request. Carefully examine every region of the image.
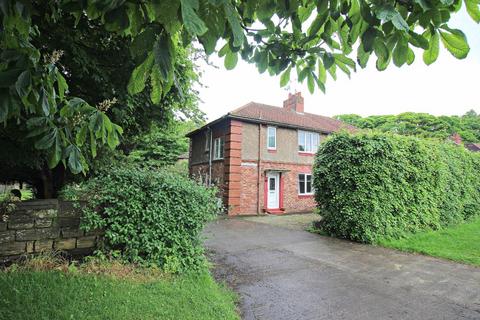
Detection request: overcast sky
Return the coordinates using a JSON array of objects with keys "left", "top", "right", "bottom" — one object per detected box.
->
[{"left": 196, "top": 9, "right": 479, "bottom": 121}]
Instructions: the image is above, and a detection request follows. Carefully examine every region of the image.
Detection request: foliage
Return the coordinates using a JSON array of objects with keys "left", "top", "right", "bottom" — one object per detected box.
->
[
  {"left": 0, "top": 263, "right": 239, "bottom": 320},
  {"left": 60, "top": 166, "right": 221, "bottom": 272},
  {"left": 335, "top": 110, "right": 480, "bottom": 142},
  {"left": 379, "top": 216, "right": 480, "bottom": 266},
  {"left": 1, "top": 0, "right": 478, "bottom": 175},
  {"left": 313, "top": 132, "right": 480, "bottom": 243}
]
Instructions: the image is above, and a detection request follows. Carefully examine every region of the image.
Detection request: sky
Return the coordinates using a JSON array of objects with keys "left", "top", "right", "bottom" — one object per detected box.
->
[{"left": 196, "top": 9, "right": 479, "bottom": 121}]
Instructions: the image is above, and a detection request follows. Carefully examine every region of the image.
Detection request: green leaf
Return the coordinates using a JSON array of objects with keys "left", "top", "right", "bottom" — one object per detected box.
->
[
  {"left": 224, "top": 2, "right": 244, "bottom": 47},
  {"left": 180, "top": 0, "right": 208, "bottom": 36},
  {"left": 150, "top": 68, "right": 163, "bottom": 104},
  {"left": 307, "top": 72, "right": 315, "bottom": 94},
  {"left": 35, "top": 129, "right": 56, "bottom": 150},
  {"left": 90, "top": 130, "right": 97, "bottom": 158},
  {"left": 68, "top": 146, "right": 83, "bottom": 174},
  {"left": 393, "top": 39, "right": 409, "bottom": 67},
  {"left": 224, "top": 50, "right": 238, "bottom": 70},
  {"left": 439, "top": 28, "right": 470, "bottom": 59},
  {"left": 48, "top": 133, "right": 62, "bottom": 169},
  {"left": 322, "top": 52, "right": 335, "bottom": 69},
  {"left": 308, "top": 13, "right": 328, "bottom": 37},
  {"left": 153, "top": 33, "right": 175, "bottom": 81},
  {"left": 318, "top": 62, "right": 327, "bottom": 84},
  {"left": 361, "top": 27, "right": 377, "bottom": 52},
  {"left": 127, "top": 53, "right": 154, "bottom": 95},
  {"left": 391, "top": 13, "right": 409, "bottom": 31},
  {"left": 280, "top": 66, "right": 291, "bottom": 87},
  {"left": 423, "top": 31, "right": 440, "bottom": 65},
  {"left": 56, "top": 71, "right": 68, "bottom": 100},
  {"left": 15, "top": 70, "right": 31, "bottom": 97},
  {"left": 76, "top": 125, "right": 87, "bottom": 146},
  {"left": 39, "top": 88, "right": 50, "bottom": 116},
  {"left": 408, "top": 31, "right": 430, "bottom": 49},
  {"left": 465, "top": 0, "right": 480, "bottom": 22},
  {"left": 407, "top": 48, "right": 415, "bottom": 65}
]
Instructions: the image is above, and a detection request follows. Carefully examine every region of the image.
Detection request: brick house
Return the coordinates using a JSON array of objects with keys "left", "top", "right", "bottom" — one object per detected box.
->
[{"left": 187, "top": 92, "right": 352, "bottom": 216}]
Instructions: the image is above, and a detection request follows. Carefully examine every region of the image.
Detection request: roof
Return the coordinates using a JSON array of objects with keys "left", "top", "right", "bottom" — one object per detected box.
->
[
  {"left": 465, "top": 143, "right": 480, "bottom": 152},
  {"left": 187, "top": 102, "right": 354, "bottom": 137}
]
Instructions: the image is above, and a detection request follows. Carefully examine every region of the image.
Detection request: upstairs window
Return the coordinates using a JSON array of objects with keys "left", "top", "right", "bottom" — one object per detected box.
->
[
  {"left": 267, "top": 126, "right": 276, "bottom": 150},
  {"left": 298, "top": 130, "right": 320, "bottom": 153},
  {"left": 213, "top": 137, "right": 224, "bottom": 160},
  {"left": 298, "top": 174, "right": 313, "bottom": 195}
]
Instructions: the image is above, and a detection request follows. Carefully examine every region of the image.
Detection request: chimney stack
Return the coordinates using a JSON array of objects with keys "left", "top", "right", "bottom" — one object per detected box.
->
[
  {"left": 283, "top": 92, "right": 304, "bottom": 113},
  {"left": 449, "top": 133, "right": 462, "bottom": 145}
]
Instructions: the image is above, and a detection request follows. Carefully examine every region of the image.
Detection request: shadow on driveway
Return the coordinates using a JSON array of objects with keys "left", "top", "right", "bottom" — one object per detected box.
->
[{"left": 204, "top": 218, "right": 480, "bottom": 320}]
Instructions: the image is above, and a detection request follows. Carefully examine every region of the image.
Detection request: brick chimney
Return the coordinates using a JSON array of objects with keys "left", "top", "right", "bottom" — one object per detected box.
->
[{"left": 283, "top": 92, "right": 304, "bottom": 113}]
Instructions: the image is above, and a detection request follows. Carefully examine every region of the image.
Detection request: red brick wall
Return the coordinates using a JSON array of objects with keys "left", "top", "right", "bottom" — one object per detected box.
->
[
  {"left": 224, "top": 120, "right": 242, "bottom": 215},
  {"left": 237, "top": 160, "right": 316, "bottom": 215}
]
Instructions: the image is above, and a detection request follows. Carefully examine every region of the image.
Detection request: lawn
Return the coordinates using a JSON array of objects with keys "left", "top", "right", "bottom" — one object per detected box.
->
[
  {"left": 0, "top": 267, "right": 239, "bottom": 320},
  {"left": 378, "top": 217, "right": 480, "bottom": 267}
]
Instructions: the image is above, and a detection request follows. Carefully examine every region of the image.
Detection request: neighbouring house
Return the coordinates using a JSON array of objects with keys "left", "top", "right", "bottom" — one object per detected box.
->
[
  {"left": 187, "top": 92, "right": 353, "bottom": 216},
  {"left": 465, "top": 143, "right": 480, "bottom": 152}
]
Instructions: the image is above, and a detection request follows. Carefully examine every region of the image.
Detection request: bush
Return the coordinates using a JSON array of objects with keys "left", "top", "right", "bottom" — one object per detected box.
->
[
  {"left": 313, "top": 132, "right": 480, "bottom": 243},
  {"left": 61, "top": 166, "right": 220, "bottom": 272}
]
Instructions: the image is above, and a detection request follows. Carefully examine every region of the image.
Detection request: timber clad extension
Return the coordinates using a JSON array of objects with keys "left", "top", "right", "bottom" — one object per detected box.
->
[{"left": 187, "top": 92, "right": 353, "bottom": 216}]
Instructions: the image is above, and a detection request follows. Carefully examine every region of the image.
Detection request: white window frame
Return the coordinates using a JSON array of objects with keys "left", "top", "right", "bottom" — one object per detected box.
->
[
  {"left": 298, "top": 130, "right": 320, "bottom": 153},
  {"left": 213, "top": 137, "right": 224, "bottom": 160},
  {"left": 205, "top": 131, "right": 210, "bottom": 152},
  {"left": 298, "top": 173, "right": 314, "bottom": 195},
  {"left": 267, "top": 126, "right": 276, "bottom": 150}
]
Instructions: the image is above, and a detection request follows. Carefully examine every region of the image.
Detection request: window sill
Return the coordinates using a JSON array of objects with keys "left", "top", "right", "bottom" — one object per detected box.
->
[
  {"left": 298, "top": 152, "right": 315, "bottom": 156},
  {"left": 298, "top": 194, "right": 314, "bottom": 199},
  {"left": 212, "top": 158, "right": 224, "bottom": 162},
  {"left": 267, "top": 149, "right": 277, "bottom": 153}
]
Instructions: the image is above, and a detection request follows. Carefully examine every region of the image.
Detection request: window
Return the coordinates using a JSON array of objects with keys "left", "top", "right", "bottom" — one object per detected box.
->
[
  {"left": 298, "top": 130, "right": 320, "bottom": 153},
  {"left": 213, "top": 137, "right": 224, "bottom": 160},
  {"left": 298, "top": 173, "right": 313, "bottom": 195},
  {"left": 267, "top": 126, "right": 276, "bottom": 150}
]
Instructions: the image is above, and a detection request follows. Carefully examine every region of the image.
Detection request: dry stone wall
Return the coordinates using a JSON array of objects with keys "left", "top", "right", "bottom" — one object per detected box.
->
[{"left": 0, "top": 199, "right": 103, "bottom": 263}]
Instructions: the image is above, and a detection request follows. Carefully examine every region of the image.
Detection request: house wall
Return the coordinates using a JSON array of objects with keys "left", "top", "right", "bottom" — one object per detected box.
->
[
  {"left": 189, "top": 119, "right": 323, "bottom": 216},
  {"left": 241, "top": 122, "right": 327, "bottom": 164}
]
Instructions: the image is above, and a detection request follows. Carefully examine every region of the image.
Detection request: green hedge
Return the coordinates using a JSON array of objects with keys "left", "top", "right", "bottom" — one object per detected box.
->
[
  {"left": 61, "top": 166, "right": 220, "bottom": 272},
  {"left": 313, "top": 132, "right": 480, "bottom": 243}
]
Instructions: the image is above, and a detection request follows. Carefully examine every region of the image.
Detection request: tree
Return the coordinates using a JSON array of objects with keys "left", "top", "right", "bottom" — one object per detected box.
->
[
  {"left": 0, "top": 5, "right": 204, "bottom": 197},
  {"left": 335, "top": 111, "right": 480, "bottom": 142},
  {"left": 1, "top": 0, "right": 478, "bottom": 178}
]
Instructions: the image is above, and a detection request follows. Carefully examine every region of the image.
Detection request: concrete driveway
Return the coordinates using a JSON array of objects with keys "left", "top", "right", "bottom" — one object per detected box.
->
[{"left": 204, "top": 218, "right": 480, "bottom": 320}]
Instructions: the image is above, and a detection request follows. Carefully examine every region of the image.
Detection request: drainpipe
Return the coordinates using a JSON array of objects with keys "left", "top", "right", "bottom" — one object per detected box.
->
[
  {"left": 256, "top": 123, "right": 262, "bottom": 214},
  {"left": 208, "top": 127, "right": 213, "bottom": 186}
]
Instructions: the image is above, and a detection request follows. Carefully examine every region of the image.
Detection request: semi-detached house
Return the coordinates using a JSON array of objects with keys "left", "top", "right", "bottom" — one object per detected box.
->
[{"left": 187, "top": 92, "right": 353, "bottom": 216}]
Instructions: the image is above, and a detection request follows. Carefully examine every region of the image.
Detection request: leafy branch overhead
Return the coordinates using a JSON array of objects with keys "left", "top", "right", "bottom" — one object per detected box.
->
[{"left": 0, "top": 0, "right": 478, "bottom": 174}]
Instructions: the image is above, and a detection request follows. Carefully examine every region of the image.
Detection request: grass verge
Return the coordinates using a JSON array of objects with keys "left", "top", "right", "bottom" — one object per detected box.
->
[
  {"left": 0, "top": 256, "right": 239, "bottom": 320},
  {"left": 378, "top": 217, "right": 480, "bottom": 267}
]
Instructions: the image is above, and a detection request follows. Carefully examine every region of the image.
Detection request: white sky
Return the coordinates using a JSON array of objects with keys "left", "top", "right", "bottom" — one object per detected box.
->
[{"left": 197, "top": 9, "right": 479, "bottom": 121}]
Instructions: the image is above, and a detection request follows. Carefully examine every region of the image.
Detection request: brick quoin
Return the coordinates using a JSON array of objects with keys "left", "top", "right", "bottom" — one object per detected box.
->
[{"left": 224, "top": 120, "right": 243, "bottom": 215}]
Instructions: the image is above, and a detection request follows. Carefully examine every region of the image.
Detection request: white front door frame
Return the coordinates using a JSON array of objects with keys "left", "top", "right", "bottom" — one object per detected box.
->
[{"left": 267, "top": 172, "right": 280, "bottom": 209}]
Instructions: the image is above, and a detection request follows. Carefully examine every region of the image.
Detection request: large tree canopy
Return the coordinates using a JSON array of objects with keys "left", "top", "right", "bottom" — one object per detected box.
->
[
  {"left": 1, "top": 0, "right": 478, "bottom": 176},
  {"left": 335, "top": 110, "right": 480, "bottom": 142}
]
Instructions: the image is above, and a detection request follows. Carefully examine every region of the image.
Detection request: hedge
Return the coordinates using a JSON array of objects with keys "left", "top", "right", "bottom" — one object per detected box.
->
[
  {"left": 313, "top": 132, "right": 480, "bottom": 243},
  {"left": 61, "top": 166, "right": 220, "bottom": 273}
]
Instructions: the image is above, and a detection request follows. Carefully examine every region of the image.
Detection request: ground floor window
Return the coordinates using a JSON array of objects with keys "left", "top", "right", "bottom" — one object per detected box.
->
[{"left": 298, "top": 173, "right": 313, "bottom": 195}]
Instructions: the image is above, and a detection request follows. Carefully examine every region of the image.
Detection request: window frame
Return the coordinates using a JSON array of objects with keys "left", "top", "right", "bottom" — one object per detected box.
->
[
  {"left": 298, "top": 130, "right": 320, "bottom": 154},
  {"left": 298, "top": 173, "right": 314, "bottom": 195},
  {"left": 213, "top": 137, "right": 224, "bottom": 160},
  {"left": 267, "top": 126, "right": 277, "bottom": 150}
]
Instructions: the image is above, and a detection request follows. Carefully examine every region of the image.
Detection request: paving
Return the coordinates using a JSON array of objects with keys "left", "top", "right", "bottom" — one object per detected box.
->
[{"left": 204, "top": 217, "right": 480, "bottom": 320}]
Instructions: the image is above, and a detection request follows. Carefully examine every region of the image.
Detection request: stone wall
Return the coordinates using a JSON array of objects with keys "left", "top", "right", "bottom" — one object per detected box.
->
[{"left": 0, "top": 199, "right": 103, "bottom": 263}]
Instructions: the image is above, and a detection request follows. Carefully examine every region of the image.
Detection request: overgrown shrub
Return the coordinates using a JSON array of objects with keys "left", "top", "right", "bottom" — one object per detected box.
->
[
  {"left": 61, "top": 166, "right": 220, "bottom": 273},
  {"left": 313, "top": 132, "right": 480, "bottom": 243}
]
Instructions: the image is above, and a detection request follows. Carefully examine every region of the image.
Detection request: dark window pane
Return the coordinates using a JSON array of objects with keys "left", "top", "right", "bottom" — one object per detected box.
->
[
  {"left": 269, "top": 178, "right": 275, "bottom": 190},
  {"left": 299, "top": 174, "right": 305, "bottom": 194}
]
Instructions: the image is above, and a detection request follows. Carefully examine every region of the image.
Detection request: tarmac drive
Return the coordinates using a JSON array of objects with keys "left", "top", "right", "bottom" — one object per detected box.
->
[{"left": 204, "top": 218, "right": 480, "bottom": 320}]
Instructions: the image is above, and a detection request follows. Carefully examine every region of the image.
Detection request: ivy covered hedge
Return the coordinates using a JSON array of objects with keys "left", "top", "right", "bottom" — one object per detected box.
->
[
  {"left": 61, "top": 166, "right": 220, "bottom": 273},
  {"left": 313, "top": 132, "right": 480, "bottom": 243}
]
